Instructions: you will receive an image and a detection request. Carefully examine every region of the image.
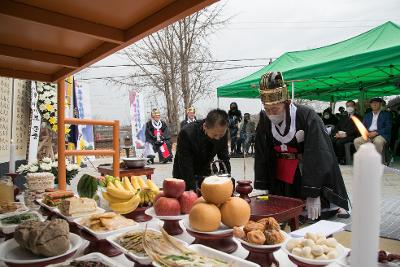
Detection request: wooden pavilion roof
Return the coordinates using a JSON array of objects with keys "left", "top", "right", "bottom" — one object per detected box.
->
[{"left": 0, "top": 0, "right": 217, "bottom": 82}]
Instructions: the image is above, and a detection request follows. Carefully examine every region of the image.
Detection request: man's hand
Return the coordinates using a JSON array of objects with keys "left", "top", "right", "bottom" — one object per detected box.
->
[
  {"left": 368, "top": 131, "right": 378, "bottom": 138},
  {"left": 335, "top": 133, "right": 342, "bottom": 139}
]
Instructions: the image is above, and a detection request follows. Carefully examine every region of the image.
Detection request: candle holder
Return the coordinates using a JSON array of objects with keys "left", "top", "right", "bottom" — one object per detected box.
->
[{"left": 235, "top": 180, "right": 253, "bottom": 203}]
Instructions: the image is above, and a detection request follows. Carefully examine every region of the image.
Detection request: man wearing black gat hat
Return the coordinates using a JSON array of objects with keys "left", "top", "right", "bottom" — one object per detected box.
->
[{"left": 254, "top": 72, "right": 350, "bottom": 221}]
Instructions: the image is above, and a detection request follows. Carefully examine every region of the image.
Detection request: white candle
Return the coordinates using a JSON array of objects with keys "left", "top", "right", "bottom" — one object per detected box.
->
[
  {"left": 351, "top": 142, "right": 383, "bottom": 267},
  {"left": 9, "top": 140, "right": 16, "bottom": 173}
]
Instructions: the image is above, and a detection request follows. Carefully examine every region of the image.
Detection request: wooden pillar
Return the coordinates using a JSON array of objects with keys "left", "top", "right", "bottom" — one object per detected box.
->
[
  {"left": 57, "top": 79, "right": 66, "bottom": 190},
  {"left": 113, "top": 120, "right": 120, "bottom": 177}
]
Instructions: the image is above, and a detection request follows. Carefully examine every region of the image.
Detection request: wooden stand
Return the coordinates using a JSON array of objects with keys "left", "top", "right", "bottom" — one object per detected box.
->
[
  {"left": 123, "top": 206, "right": 152, "bottom": 222},
  {"left": 242, "top": 243, "right": 280, "bottom": 267},
  {"left": 80, "top": 228, "right": 122, "bottom": 257},
  {"left": 186, "top": 229, "right": 237, "bottom": 254},
  {"left": 161, "top": 219, "right": 183, "bottom": 235}
]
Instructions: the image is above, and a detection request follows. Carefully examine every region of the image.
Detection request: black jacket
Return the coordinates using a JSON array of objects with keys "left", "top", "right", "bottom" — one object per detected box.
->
[
  {"left": 254, "top": 105, "right": 349, "bottom": 210},
  {"left": 145, "top": 120, "right": 171, "bottom": 144},
  {"left": 331, "top": 113, "right": 361, "bottom": 139},
  {"left": 173, "top": 120, "right": 231, "bottom": 190}
]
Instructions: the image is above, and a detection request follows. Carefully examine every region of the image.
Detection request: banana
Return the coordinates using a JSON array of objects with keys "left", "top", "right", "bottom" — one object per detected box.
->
[
  {"left": 143, "top": 191, "right": 150, "bottom": 205},
  {"left": 146, "top": 179, "right": 159, "bottom": 193},
  {"left": 107, "top": 183, "right": 134, "bottom": 200},
  {"left": 137, "top": 176, "right": 149, "bottom": 189},
  {"left": 102, "top": 191, "right": 123, "bottom": 204},
  {"left": 109, "top": 194, "right": 141, "bottom": 214},
  {"left": 113, "top": 179, "right": 126, "bottom": 191},
  {"left": 147, "top": 190, "right": 156, "bottom": 203},
  {"left": 122, "top": 176, "right": 136, "bottom": 193},
  {"left": 130, "top": 176, "right": 140, "bottom": 190},
  {"left": 139, "top": 192, "right": 145, "bottom": 206}
]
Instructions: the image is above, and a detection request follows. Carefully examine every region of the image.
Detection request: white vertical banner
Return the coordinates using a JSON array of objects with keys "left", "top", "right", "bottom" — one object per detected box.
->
[
  {"left": 28, "top": 82, "right": 41, "bottom": 163},
  {"left": 74, "top": 81, "right": 95, "bottom": 160},
  {"left": 129, "top": 91, "right": 146, "bottom": 151}
]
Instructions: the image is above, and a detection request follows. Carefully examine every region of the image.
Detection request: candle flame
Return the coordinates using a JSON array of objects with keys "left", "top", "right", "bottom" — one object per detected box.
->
[{"left": 351, "top": 115, "right": 368, "bottom": 141}]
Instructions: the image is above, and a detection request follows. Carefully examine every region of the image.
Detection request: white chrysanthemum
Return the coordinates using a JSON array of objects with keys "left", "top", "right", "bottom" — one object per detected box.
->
[
  {"left": 72, "top": 164, "right": 80, "bottom": 170},
  {"left": 40, "top": 163, "right": 51, "bottom": 171},
  {"left": 29, "top": 165, "right": 39, "bottom": 173},
  {"left": 44, "top": 99, "right": 51, "bottom": 105},
  {"left": 66, "top": 165, "right": 73, "bottom": 172},
  {"left": 39, "top": 104, "right": 46, "bottom": 111},
  {"left": 43, "top": 112, "right": 50, "bottom": 120},
  {"left": 17, "top": 164, "right": 28, "bottom": 173},
  {"left": 51, "top": 161, "right": 58, "bottom": 168},
  {"left": 37, "top": 86, "right": 43, "bottom": 92},
  {"left": 42, "top": 157, "right": 52, "bottom": 163}
]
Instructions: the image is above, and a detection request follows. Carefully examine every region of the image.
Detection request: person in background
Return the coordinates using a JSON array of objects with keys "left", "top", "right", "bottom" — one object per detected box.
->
[
  {"left": 354, "top": 98, "right": 392, "bottom": 155},
  {"left": 254, "top": 71, "right": 349, "bottom": 221},
  {"left": 386, "top": 106, "right": 399, "bottom": 152},
  {"left": 322, "top": 107, "right": 338, "bottom": 126},
  {"left": 228, "top": 102, "right": 242, "bottom": 155},
  {"left": 238, "top": 113, "right": 256, "bottom": 154},
  {"left": 331, "top": 100, "right": 361, "bottom": 164},
  {"left": 180, "top": 106, "right": 197, "bottom": 130},
  {"left": 145, "top": 108, "right": 173, "bottom": 163},
  {"left": 173, "top": 109, "right": 231, "bottom": 190}
]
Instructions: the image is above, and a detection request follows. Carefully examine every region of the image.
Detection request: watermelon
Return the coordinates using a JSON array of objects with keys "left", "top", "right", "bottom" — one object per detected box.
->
[{"left": 77, "top": 174, "right": 98, "bottom": 198}]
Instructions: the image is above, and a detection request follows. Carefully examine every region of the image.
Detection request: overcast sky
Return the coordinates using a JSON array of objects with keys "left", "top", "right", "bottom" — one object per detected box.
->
[{"left": 77, "top": 0, "right": 400, "bottom": 125}]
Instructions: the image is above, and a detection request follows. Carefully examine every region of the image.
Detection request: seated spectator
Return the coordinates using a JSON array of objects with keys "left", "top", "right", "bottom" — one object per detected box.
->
[
  {"left": 354, "top": 98, "right": 392, "bottom": 155},
  {"left": 322, "top": 107, "right": 338, "bottom": 126},
  {"left": 331, "top": 100, "right": 361, "bottom": 164},
  {"left": 237, "top": 113, "right": 256, "bottom": 154},
  {"left": 387, "top": 107, "right": 399, "bottom": 151}
]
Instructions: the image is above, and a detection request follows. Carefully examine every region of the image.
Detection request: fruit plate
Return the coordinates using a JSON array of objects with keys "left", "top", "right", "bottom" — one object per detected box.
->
[
  {"left": 152, "top": 244, "right": 259, "bottom": 267},
  {"left": 56, "top": 207, "right": 106, "bottom": 222},
  {"left": 0, "top": 233, "right": 82, "bottom": 267},
  {"left": 106, "top": 226, "right": 188, "bottom": 265},
  {"left": 183, "top": 217, "right": 233, "bottom": 235},
  {"left": 235, "top": 230, "right": 290, "bottom": 249},
  {"left": 0, "top": 211, "right": 47, "bottom": 234},
  {"left": 74, "top": 216, "right": 139, "bottom": 240},
  {"left": 282, "top": 238, "right": 348, "bottom": 265},
  {"left": 47, "top": 252, "right": 121, "bottom": 267},
  {"left": 145, "top": 207, "right": 188, "bottom": 221}
]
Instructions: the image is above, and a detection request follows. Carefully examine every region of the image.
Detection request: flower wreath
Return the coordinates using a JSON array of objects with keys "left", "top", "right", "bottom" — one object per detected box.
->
[{"left": 37, "top": 82, "right": 71, "bottom": 135}]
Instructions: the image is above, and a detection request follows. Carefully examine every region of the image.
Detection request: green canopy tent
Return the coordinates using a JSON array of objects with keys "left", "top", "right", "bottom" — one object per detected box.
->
[{"left": 217, "top": 21, "right": 400, "bottom": 104}]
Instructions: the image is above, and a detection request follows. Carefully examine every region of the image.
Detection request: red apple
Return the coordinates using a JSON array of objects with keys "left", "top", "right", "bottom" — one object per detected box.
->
[
  {"left": 178, "top": 191, "right": 198, "bottom": 214},
  {"left": 154, "top": 197, "right": 181, "bottom": 216},
  {"left": 163, "top": 178, "right": 186, "bottom": 198},
  {"left": 154, "top": 191, "right": 165, "bottom": 203}
]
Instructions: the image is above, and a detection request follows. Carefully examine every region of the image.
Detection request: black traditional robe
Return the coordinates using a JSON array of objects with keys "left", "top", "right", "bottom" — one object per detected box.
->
[
  {"left": 145, "top": 120, "right": 172, "bottom": 161},
  {"left": 173, "top": 120, "right": 231, "bottom": 190},
  {"left": 254, "top": 104, "right": 349, "bottom": 210}
]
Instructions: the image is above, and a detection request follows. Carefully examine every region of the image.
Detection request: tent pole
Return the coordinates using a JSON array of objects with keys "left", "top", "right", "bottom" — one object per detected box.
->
[
  {"left": 217, "top": 97, "right": 220, "bottom": 108},
  {"left": 291, "top": 81, "right": 295, "bottom": 100},
  {"left": 359, "top": 87, "right": 365, "bottom": 116}
]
